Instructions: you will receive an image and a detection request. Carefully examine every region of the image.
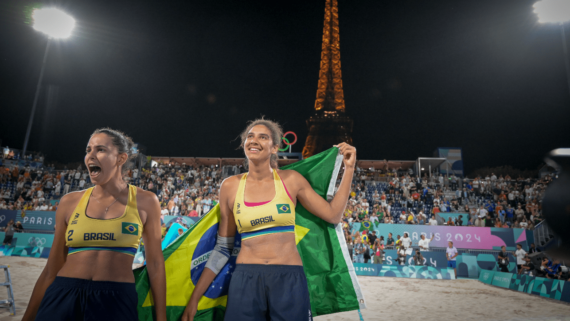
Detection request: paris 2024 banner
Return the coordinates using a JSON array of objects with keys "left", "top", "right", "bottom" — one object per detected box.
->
[{"left": 372, "top": 225, "right": 529, "bottom": 251}]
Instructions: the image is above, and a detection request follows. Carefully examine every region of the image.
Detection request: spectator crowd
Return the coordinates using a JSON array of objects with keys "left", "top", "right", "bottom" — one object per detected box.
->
[
  {"left": 0, "top": 157, "right": 554, "bottom": 234},
  {"left": 0, "top": 162, "right": 224, "bottom": 219},
  {"left": 341, "top": 170, "right": 553, "bottom": 230},
  {"left": 1, "top": 156, "right": 566, "bottom": 280}
]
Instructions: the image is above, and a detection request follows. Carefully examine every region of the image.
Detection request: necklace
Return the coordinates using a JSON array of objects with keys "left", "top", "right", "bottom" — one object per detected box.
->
[{"left": 95, "top": 185, "right": 127, "bottom": 215}]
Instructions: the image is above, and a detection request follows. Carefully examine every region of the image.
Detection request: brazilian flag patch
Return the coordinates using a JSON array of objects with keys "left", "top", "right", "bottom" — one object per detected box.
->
[
  {"left": 122, "top": 222, "right": 139, "bottom": 235},
  {"left": 276, "top": 204, "right": 291, "bottom": 214}
]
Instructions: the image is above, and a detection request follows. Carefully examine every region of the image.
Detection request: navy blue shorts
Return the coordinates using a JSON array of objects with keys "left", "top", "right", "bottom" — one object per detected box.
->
[
  {"left": 35, "top": 276, "right": 138, "bottom": 321},
  {"left": 224, "top": 264, "right": 312, "bottom": 321},
  {"left": 448, "top": 260, "right": 457, "bottom": 268}
]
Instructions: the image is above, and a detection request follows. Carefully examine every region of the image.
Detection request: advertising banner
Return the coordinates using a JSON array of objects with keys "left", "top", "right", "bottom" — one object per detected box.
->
[
  {"left": 353, "top": 263, "right": 380, "bottom": 276},
  {"left": 381, "top": 250, "right": 448, "bottom": 268},
  {"left": 371, "top": 225, "right": 528, "bottom": 251},
  {"left": 478, "top": 270, "right": 494, "bottom": 285},
  {"left": 16, "top": 210, "right": 56, "bottom": 231},
  {"left": 491, "top": 271, "right": 513, "bottom": 289}
]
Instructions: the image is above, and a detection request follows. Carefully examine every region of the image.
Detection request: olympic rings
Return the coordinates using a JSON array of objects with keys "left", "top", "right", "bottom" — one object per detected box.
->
[
  {"left": 278, "top": 131, "right": 297, "bottom": 152},
  {"left": 279, "top": 138, "right": 290, "bottom": 152},
  {"left": 282, "top": 131, "right": 297, "bottom": 146}
]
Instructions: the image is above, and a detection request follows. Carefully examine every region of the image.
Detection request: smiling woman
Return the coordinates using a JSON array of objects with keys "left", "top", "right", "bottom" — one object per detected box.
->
[
  {"left": 239, "top": 118, "right": 284, "bottom": 169},
  {"left": 182, "top": 118, "right": 357, "bottom": 321},
  {"left": 22, "top": 128, "right": 166, "bottom": 321}
]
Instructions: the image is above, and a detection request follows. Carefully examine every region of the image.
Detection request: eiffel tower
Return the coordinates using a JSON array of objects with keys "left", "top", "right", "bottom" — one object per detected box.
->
[{"left": 302, "top": 0, "right": 353, "bottom": 159}]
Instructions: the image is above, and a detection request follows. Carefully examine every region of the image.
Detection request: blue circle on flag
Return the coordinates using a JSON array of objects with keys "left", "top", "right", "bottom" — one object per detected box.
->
[{"left": 190, "top": 223, "right": 236, "bottom": 299}]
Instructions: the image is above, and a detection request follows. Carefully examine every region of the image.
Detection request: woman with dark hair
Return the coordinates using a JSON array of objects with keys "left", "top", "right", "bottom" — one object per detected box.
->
[
  {"left": 182, "top": 118, "right": 356, "bottom": 321},
  {"left": 23, "top": 128, "right": 166, "bottom": 321}
]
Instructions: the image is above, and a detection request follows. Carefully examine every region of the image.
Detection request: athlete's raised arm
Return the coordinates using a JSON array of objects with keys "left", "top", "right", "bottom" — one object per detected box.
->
[
  {"left": 292, "top": 142, "right": 356, "bottom": 224},
  {"left": 182, "top": 176, "right": 238, "bottom": 321},
  {"left": 22, "top": 192, "right": 80, "bottom": 320},
  {"left": 138, "top": 189, "right": 166, "bottom": 321}
]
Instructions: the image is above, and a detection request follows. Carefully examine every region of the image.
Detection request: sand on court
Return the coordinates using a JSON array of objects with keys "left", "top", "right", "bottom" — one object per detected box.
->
[{"left": 1, "top": 257, "right": 568, "bottom": 321}]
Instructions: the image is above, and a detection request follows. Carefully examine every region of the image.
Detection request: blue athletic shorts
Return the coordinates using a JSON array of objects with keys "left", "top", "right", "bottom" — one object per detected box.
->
[
  {"left": 448, "top": 260, "right": 457, "bottom": 268},
  {"left": 35, "top": 276, "right": 138, "bottom": 321},
  {"left": 224, "top": 264, "right": 313, "bottom": 321}
]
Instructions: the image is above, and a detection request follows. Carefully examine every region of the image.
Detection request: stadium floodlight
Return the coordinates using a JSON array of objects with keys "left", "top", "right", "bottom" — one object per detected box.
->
[
  {"left": 533, "top": 0, "right": 570, "bottom": 24},
  {"left": 533, "top": 0, "right": 570, "bottom": 99},
  {"left": 22, "top": 8, "right": 76, "bottom": 158},
  {"left": 32, "top": 8, "right": 76, "bottom": 39}
]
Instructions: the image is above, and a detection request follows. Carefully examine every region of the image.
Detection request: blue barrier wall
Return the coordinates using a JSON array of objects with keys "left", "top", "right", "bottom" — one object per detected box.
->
[
  {"left": 359, "top": 250, "right": 517, "bottom": 279},
  {"left": 478, "top": 270, "right": 570, "bottom": 303},
  {"left": 0, "top": 232, "right": 53, "bottom": 258},
  {"left": 354, "top": 263, "right": 455, "bottom": 279}
]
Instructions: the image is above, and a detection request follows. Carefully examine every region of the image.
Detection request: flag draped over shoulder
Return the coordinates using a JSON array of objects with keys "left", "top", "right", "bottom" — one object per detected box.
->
[{"left": 134, "top": 147, "right": 366, "bottom": 320}]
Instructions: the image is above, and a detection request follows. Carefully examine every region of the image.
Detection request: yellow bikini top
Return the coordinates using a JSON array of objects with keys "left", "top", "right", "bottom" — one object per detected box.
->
[
  {"left": 65, "top": 185, "right": 143, "bottom": 256},
  {"left": 233, "top": 169, "right": 295, "bottom": 241}
]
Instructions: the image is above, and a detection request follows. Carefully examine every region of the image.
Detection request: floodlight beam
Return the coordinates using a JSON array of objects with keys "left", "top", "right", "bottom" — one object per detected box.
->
[
  {"left": 23, "top": 8, "right": 75, "bottom": 157},
  {"left": 22, "top": 39, "right": 51, "bottom": 158}
]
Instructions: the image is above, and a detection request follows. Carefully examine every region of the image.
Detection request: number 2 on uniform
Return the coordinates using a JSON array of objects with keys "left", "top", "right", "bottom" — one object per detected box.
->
[{"left": 67, "top": 230, "right": 74, "bottom": 241}]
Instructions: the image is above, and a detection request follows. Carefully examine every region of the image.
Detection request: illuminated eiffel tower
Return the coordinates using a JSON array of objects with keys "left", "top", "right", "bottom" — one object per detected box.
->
[{"left": 302, "top": 0, "right": 353, "bottom": 159}]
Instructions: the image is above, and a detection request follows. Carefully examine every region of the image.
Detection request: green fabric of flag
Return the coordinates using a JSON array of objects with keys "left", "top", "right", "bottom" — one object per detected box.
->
[
  {"left": 359, "top": 221, "right": 373, "bottom": 232},
  {"left": 134, "top": 147, "right": 365, "bottom": 320}
]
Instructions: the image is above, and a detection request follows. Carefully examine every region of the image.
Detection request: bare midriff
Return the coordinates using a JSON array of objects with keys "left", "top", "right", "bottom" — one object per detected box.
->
[
  {"left": 236, "top": 232, "right": 302, "bottom": 266},
  {"left": 57, "top": 250, "right": 135, "bottom": 283}
]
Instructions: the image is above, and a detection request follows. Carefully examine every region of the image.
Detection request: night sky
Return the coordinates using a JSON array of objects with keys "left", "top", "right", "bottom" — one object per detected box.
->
[{"left": 1, "top": 0, "right": 569, "bottom": 174}]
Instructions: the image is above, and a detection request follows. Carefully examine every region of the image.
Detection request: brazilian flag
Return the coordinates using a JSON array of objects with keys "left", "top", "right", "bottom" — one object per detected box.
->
[
  {"left": 134, "top": 148, "right": 366, "bottom": 320},
  {"left": 360, "top": 220, "right": 373, "bottom": 232}
]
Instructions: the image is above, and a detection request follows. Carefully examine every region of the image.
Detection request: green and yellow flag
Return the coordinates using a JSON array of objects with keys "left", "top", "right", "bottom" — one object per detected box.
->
[
  {"left": 134, "top": 147, "right": 366, "bottom": 320},
  {"left": 359, "top": 220, "right": 374, "bottom": 232}
]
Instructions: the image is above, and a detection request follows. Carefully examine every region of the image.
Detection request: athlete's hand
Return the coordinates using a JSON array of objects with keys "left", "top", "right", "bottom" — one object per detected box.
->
[
  {"left": 181, "top": 301, "right": 198, "bottom": 321},
  {"left": 334, "top": 142, "right": 356, "bottom": 169}
]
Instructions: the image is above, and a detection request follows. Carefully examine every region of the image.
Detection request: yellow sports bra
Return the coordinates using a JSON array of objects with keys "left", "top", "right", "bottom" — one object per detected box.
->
[
  {"left": 233, "top": 169, "right": 295, "bottom": 241},
  {"left": 65, "top": 185, "right": 143, "bottom": 256}
]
